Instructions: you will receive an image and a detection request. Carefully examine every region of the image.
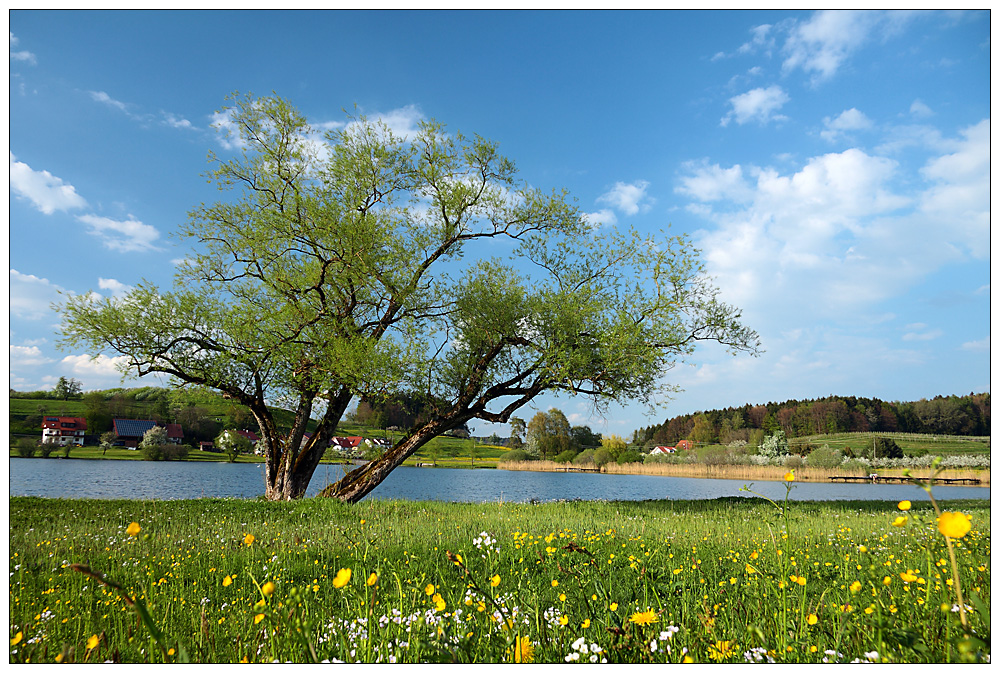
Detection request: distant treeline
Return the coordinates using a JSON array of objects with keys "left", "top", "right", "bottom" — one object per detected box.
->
[{"left": 636, "top": 393, "right": 991, "bottom": 447}]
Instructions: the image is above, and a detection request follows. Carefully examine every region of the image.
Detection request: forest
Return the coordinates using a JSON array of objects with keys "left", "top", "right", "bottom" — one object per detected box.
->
[{"left": 635, "top": 393, "right": 990, "bottom": 448}]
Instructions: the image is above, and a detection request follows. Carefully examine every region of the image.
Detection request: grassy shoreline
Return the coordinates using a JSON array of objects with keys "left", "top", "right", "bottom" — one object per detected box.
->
[{"left": 8, "top": 495, "right": 989, "bottom": 663}]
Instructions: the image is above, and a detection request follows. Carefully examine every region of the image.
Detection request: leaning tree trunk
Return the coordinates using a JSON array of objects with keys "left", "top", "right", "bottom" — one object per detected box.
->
[{"left": 320, "top": 417, "right": 461, "bottom": 503}]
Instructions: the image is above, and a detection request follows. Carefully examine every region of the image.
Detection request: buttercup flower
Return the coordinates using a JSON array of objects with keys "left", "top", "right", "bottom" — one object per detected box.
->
[
  {"left": 332, "top": 568, "right": 352, "bottom": 589},
  {"left": 891, "top": 516, "right": 908, "bottom": 527},
  {"left": 254, "top": 613, "right": 265, "bottom": 624},
  {"left": 10, "top": 632, "right": 23, "bottom": 647},
  {"left": 261, "top": 581, "right": 275, "bottom": 597},
  {"left": 126, "top": 522, "right": 141, "bottom": 537},
  {"left": 425, "top": 584, "right": 435, "bottom": 596},
  {"left": 897, "top": 500, "right": 911, "bottom": 511},
  {"left": 900, "top": 570, "right": 918, "bottom": 583},
  {"left": 367, "top": 572, "right": 378, "bottom": 586},
  {"left": 223, "top": 575, "right": 233, "bottom": 587},
  {"left": 938, "top": 511, "right": 972, "bottom": 539},
  {"left": 806, "top": 613, "right": 818, "bottom": 625},
  {"left": 86, "top": 634, "right": 100, "bottom": 651},
  {"left": 243, "top": 533, "right": 255, "bottom": 546},
  {"left": 490, "top": 574, "right": 501, "bottom": 587},
  {"left": 783, "top": 471, "right": 795, "bottom": 482}
]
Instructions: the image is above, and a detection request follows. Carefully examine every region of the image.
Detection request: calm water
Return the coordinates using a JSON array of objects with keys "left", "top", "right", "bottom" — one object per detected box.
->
[{"left": 7, "top": 458, "right": 990, "bottom": 503}]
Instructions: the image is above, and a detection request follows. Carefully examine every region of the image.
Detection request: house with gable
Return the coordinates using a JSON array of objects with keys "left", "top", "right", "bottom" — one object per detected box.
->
[
  {"left": 112, "top": 419, "right": 184, "bottom": 449},
  {"left": 650, "top": 446, "right": 676, "bottom": 455},
  {"left": 41, "top": 417, "right": 87, "bottom": 446}
]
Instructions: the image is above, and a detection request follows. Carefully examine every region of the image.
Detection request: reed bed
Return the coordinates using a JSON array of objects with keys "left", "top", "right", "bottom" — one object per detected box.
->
[{"left": 499, "top": 460, "right": 989, "bottom": 486}]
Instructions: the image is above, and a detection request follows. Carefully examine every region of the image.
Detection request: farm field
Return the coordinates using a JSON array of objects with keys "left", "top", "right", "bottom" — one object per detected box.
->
[{"left": 9, "top": 488, "right": 989, "bottom": 663}]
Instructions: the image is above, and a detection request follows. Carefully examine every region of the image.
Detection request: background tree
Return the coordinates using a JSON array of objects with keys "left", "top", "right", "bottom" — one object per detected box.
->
[
  {"left": 216, "top": 429, "right": 251, "bottom": 463},
  {"left": 140, "top": 425, "right": 168, "bottom": 461},
  {"left": 508, "top": 417, "right": 526, "bottom": 450},
  {"left": 82, "top": 391, "right": 113, "bottom": 435},
  {"left": 569, "top": 425, "right": 601, "bottom": 452},
  {"left": 599, "top": 434, "right": 628, "bottom": 462},
  {"left": 58, "top": 93, "right": 759, "bottom": 502},
  {"left": 99, "top": 430, "right": 117, "bottom": 455},
  {"left": 527, "top": 409, "right": 572, "bottom": 460},
  {"left": 53, "top": 377, "right": 82, "bottom": 401}
]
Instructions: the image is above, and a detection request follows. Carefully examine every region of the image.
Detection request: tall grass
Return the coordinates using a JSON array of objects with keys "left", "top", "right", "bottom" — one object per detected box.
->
[{"left": 9, "top": 491, "right": 990, "bottom": 663}]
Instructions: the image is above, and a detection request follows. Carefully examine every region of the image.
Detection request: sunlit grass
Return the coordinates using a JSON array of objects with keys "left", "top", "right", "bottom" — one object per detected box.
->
[{"left": 9, "top": 494, "right": 989, "bottom": 663}]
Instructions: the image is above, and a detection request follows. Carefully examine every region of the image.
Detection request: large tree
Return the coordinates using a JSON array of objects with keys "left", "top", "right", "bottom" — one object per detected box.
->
[{"left": 58, "top": 93, "right": 760, "bottom": 502}]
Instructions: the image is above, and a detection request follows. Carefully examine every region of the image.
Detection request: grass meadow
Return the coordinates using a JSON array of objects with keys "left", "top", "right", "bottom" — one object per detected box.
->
[{"left": 9, "top": 473, "right": 990, "bottom": 664}]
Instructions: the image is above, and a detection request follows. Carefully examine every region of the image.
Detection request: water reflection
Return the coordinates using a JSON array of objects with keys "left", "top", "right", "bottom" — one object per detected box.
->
[{"left": 8, "top": 458, "right": 989, "bottom": 503}]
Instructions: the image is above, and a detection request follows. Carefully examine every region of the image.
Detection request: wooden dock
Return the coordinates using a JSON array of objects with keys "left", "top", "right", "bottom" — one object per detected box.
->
[{"left": 829, "top": 475, "right": 982, "bottom": 485}]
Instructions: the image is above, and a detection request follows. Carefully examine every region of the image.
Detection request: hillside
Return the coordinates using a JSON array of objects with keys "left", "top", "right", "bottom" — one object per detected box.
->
[{"left": 635, "top": 393, "right": 990, "bottom": 448}]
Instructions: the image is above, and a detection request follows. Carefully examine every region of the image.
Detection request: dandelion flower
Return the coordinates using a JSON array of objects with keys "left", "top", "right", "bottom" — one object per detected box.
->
[
  {"left": 126, "top": 522, "right": 141, "bottom": 537},
  {"left": 490, "top": 574, "right": 501, "bottom": 587},
  {"left": 261, "top": 581, "right": 275, "bottom": 597},
  {"left": 891, "top": 516, "right": 908, "bottom": 527},
  {"left": 897, "top": 500, "right": 911, "bottom": 511},
  {"left": 937, "top": 511, "right": 972, "bottom": 539},
  {"left": 512, "top": 635, "right": 534, "bottom": 663},
  {"left": 629, "top": 609, "right": 659, "bottom": 626},
  {"left": 86, "top": 634, "right": 100, "bottom": 651},
  {"left": 367, "top": 572, "right": 378, "bottom": 586},
  {"left": 332, "top": 568, "right": 352, "bottom": 589},
  {"left": 708, "top": 640, "right": 735, "bottom": 661},
  {"left": 244, "top": 533, "right": 255, "bottom": 546}
]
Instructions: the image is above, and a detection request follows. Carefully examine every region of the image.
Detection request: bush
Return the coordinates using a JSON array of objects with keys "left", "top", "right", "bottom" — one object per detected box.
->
[
  {"left": 783, "top": 454, "right": 804, "bottom": 469},
  {"left": 61, "top": 444, "right": 73, "bottom": 459},
  {"left": 499, "top": 449, "right": 531, "bottom": 463},
  {"left": 141, "top": 443, "right": 163, "bottom": 461},
  {"left": 592, "top": 448, "right": 613, "bottom": 467},
  {"left": 553, "top": 449, "right": 578, "bottom": 464},
  {"left": 616, "top": 450, "right": 644, "bottom": 465},
  {"left": 806, "top": 444, "right": 843, "bottom": 469},
  {"left": 573, "top": 449, "right": 595, "bottom": 465},
  {"left": 15, "top": 438, "right": 38, "bottom": 458},
  {"left": 38, "top": 442, "right": 59, "bottom": 458},
  {"left": 162, "top": 444, "right": 190, "bottom": 461}
]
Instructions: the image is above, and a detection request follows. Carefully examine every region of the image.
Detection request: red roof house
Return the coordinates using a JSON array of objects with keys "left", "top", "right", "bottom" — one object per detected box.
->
[{"left": 41, "top": 417, "right": 87, "bottom": 446}]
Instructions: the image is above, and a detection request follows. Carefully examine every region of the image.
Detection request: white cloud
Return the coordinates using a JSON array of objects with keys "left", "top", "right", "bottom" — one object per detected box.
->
[
  {"left": 721, "top": 85, "right": 789, "bottom": 127},
  {"left": 902, "top": 327, "right": 944, "bottom": 341},
  {"left": 89, "top": 90, "right": 131, "bottom": 115},
  {"left": 910, "top": 99, "right": 934, "bottom": 118},
  {"left": 820, "top": 107, "right": 873, "bottom": 142},
  {"left": 596, "top": 180, "right": 653, "bottom": 216},
  {"left": 10, "top": 269, "right": 65, "bottom": 320},
  {"left": 9, "top": 153, "right": 88, "bottom": 214},
  {"left": 98, "top": 278, "right": 134, "bottom": 297},
  {"left": 61, "top": 353, "right": 129, "bottom": 377},
  {"left": 9, "top": 32, "right": 36, "bottom": 64},
  {"left": 582, "top": 208, "right": 617, "bottom": 227},
  {"left": 162, "top": 112, "right": 194, "bottom": 130},
  {"left": 676, "top": 161, "right": 754, "bottom": 203},
  {"left": 738, "top": 23, "right": 776, "bottom": 56},
  {"left": 10, "top": 345, "right": 54, "bottom": 367},
  {"left": 961, "top": 339, "right": 989, "bottom": 352},
  {"left": 77, "top": 214, "right": 163, "bottom": 253}
]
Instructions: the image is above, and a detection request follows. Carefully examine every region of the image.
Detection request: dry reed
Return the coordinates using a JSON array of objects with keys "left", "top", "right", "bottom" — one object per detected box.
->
[{"left": 498, "top": 460, "right": 989, "bottom": 486}]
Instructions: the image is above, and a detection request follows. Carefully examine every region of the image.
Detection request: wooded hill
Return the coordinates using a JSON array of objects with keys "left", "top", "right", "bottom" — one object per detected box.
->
[{"left": 635, "top": 393, "right": 990, "bottom": 448}]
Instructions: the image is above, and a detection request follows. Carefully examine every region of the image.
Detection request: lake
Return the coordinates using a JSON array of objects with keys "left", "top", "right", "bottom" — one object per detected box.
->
[{"left": 7, "top": 458, "right": 990, "bottom": 503}]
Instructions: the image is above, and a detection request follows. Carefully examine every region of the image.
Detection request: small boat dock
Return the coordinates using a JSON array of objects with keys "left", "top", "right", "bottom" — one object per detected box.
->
[{"left": 829, "top": 475, "right": 982, "bottom": 485}]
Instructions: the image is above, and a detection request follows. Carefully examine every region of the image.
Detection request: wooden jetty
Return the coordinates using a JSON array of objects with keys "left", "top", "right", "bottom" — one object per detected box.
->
[{"left": 829, "top": 475, "right": 982, "bottom": 485}]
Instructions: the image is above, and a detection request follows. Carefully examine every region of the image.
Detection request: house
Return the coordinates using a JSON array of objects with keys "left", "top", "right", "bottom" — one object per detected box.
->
[
  {"left": 236, "top": 430, "right": 259, "bottom": 444},
  {"left": 41, "top": 417, "right": 87, "bottom": 446},
  {"left": 331, "top": 436, "right": 364, "bottom": 451},
  {"left": 112, "top": 419, "right": 184, "bottom": 449},
  {"left": 675, "top": 440, "right": 694, "bottom": 451},
  {"left": 650, "top": 446, "right": 676, "bottom": 455},
  {"left": 200, "top": 441, "right": 217, "bottom": 452}
]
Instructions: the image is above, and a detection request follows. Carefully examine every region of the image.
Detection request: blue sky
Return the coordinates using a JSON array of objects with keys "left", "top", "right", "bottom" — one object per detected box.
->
[{"left": 8, "top": 10, "right": 991, "bottom": 438}]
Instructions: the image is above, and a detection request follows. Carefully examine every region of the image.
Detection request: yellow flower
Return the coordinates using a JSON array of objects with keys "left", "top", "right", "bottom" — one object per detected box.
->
[
  {"left": 243, "top": 533, "right": 255, "bottom": 546},
  {"left": 629, "top": 609, "right": 659, "bottom": 626},
  {"left": 558, "top": 615, "right": 569, "bottom": 626},
  {"left": 56, "top": 653, "right": 65, "bottom": 663},
  {"left": 254, "top": 598, "right": 266, "bottom": 609},
  {"left": 490, "top": 574, "right": 501, "bottom": 587},
  {"left": 582, "top": 618, "right": 591, "bottom": 629},
  {"left": 708, "top": 640, "right": 735, "bottom": 661},
  {"left": 167, "top": 648, "right": 175, "bottom": 656},
  {"left": 858, "top": 545, "right": 867, "bottom": 553},
  {"left": 897, "top": 500, "right": 911, "bottom": 511},
  {"left": 850, "top": 581, "right": 862, "bottom": 594},
  {"left": 453, "top": 553, "right": 463, "bottom": 566},
  {"left": 261, "top": 581, "right": 275, "bottom": 597},
  {"left": 367, "top": 572, "right": 378, "bottom": 586},
  {"left": 254, "top": 613, "right": 265, "bottom": 624},
  {"left": 806, "top": 613, "right": 818, "bottom": 625},
  {"left": 86, "top": 634, "right": 100, "bottom": 651},
  {"left": 551, "top": 579, "right": 559, "bottom": 587},
  {"left": 937, "top": 511, "right": 972, "bottom": 539},
  {"left": 783, "top": 471, "right": 795, "bottom": 482},
  {"left": 683, "top": 655, "right": 695, "bottom": 663},
  {"left": 126, "top": 522, "right": 141, "bottom": 537},
  {"left": 512, "top": 635, "right": 534, "bottom": 663},
  {"left": 609, "top": 602, "right": 618, "bottom": 612},
  {"left": 745, "top": 564, "right": 757, "bottom": 574},
  {"left": 891, "top": 516, "right": 908, "bottom": 527},
  {"left": 900, "top": 570, "right": 918, "bottom": 583},
  {"left": 883, "top": 576, "right": 892, "bottom": 586},
  {"left": 10, "top": 632, "right": 23, "bottom": 647},
  {"left": 223, "top": 575, "right": 233, "bottom": 587},
  {"left": 332, "top": 568, "right": 352, "bottom": 589},
  {"left": 433, "top": 593, "right": 446, "bottom": 611},
  {"left": 425, "top": 584, "right": 436, "bottom": 596}
]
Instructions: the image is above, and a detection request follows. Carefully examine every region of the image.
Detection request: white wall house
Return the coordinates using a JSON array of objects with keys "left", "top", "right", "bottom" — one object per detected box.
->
[{"left": 41, "top": 417, "right": 87, "bottom": 446}]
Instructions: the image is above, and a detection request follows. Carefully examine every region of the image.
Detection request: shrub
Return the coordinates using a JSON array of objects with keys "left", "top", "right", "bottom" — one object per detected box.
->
[
  {"left": 141, "top": 443, "right": 163, "bottom": 461},
  {"left": 61, "top": 443, "right": 73, "bottom": 459},
  {"left": 162, "top": 444, "right": 190, "bottom": 461},
  {"left": 38, "top": 442, "right": 59, "bottom": 458},
  {"left": 15, "top": 438, "right": 38, "bottom": 458},
  {"left": 592, "top": 447, "right": 613, "bottom": 467},
  {"left": 499, "top": 449, "right": 531, "bottom": 463},
  {"left": 616, "top": 449, "right": 644, "bottom": 465},
  {"left": 573, "top": 449, "right": 595, "bottom": 465},
  {"left": 553, "top": 449, "right": 578, "bottom": 464},
  {"left": 783, "top": 454, "right": 804, "bottom": 469},
  {"left": 806, "top": 444, "right": 843, "bottom": 469}
]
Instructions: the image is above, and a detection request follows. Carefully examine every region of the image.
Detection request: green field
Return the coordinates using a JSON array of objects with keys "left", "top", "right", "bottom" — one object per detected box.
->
[
  {"left": 789, "top": 432, "right": 991, "bottom": 457},
  {"left": 8, "top": 490, "right": 990, "bottom": 663}
]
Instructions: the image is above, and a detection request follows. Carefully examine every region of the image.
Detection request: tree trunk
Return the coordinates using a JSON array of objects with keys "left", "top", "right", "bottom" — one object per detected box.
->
[{"left": 320, "top": 417, "right": 460, "bottom": 503}]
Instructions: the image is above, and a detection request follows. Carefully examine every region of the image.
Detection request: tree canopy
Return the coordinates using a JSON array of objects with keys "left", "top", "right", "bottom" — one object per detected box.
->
[{"left": 58, "top": 93, "right": 760, "bottom": 502}]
